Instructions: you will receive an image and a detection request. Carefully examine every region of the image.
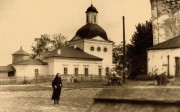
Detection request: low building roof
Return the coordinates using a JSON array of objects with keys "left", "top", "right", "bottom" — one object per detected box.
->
[
  {"left": 14, "top": 59, "right": 47, "bottom": 65},
  {"left": 148, "top": 35, "right": 180, "bottom": 50},
  {"left": 12, "top": 46, "right": 29, "bottom": 55},
  {"left": 46, "top": 46, "right": 102, "bottom": 61},
  {"left": 0, "top": 66, "right": 15, "bottom": 72}
]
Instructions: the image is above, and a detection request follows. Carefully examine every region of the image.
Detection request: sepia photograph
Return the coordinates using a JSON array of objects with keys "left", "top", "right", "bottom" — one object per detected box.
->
[{"left": 0, "top": 0, "right": 180, "bottom": 112}]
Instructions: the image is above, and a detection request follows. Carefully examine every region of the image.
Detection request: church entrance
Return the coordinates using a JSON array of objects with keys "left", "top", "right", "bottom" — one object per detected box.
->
[{"left": 175, "top": 57, "right": 180, "bottom": 77}]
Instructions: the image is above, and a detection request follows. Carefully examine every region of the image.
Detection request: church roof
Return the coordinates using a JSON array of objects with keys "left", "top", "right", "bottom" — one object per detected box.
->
[
  {"left": 86, "top": 4, "right": 98, "bottom": 13},
  {"left": 148, "top": 35, "right": 180, "bottom": 50},
  {"left": 74, "top": 23, "right": 108, "bottom": 41},
  {"left": 46, "top": 46, "right": 102, "bottom": 61},
  {"left": 12, "top": 47, "right": 29, "bottom": 55},
  {"left": 13, "top": 59, "right": 47, "bottom": 65},
  {"left": 0, "top": 66, "right": 15, "bottom": 72}
]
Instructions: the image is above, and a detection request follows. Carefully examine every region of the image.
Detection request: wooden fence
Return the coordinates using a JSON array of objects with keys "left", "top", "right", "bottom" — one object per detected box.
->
[{"left": 0, "top": 74, "right": 107, "bottom": 85}]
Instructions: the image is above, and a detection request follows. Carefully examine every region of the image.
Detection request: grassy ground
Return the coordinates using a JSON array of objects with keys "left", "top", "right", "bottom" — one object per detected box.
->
[{"left": 0, "top": 80, "right": 156, "bottom": 112}]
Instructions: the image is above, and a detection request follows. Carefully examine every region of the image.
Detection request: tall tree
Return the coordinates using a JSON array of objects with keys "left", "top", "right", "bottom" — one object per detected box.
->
[
  {"left": 51, "top": 34, "right": 68, "bottom": 49},
  {"left": 32, "top": 33, "right": 68, "bottom": 56},
  {"left": 126, "top": 20, "right": 153, "bottom": 79},
  {"left": 32, "top": 34, "right": 51, "bottom": 56}
]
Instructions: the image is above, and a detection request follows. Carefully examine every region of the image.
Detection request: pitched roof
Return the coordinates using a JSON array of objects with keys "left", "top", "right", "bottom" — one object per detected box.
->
[
  {"left": 0, "top": 66, "right": 15, "bottom": 72},
  {"left": 12, "top": 46, "right": 29, "bottom": 55},
  {"left": 148, "top": 35, "right": 180, "bottom": 50},
  {"left": 46, "top": 46, "right": 102, "bottom": 61},
  {"left": 34, "top": 52, "right": 49, "bottom": 59},
  {"left": 14, "top": 59, "right": 47, "bottom": 65}
]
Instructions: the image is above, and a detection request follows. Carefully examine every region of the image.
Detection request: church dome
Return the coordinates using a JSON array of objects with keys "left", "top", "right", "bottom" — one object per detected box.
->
[
  {"left": 12, "top": 46, "right": 29, "bottom": 56},
  {"left": 75, "top": 23, "right": 108, "bottom": 41},
  {"left": 86, "top": 4, "right": 98, "bottom": 13}
]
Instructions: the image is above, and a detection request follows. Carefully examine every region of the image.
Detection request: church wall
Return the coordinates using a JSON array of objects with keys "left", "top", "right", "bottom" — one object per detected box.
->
[
  {"left": 48, "top": 57, "right": 102, "bottom": 76},
  {"left": 0, "top": 72, "right": 8, "bottom": 78},
  {"left": 46, "top": 58, "right": 55, "bottom": 75},
  {"left": 147, "top": 48, "right": 180, "bottom": 76},
  {"left": 13, "top": 65, "right": 47, "bottom": 79},
  {"left": 13, "top": 65, "right": 27, "bottom": 78},
  {"left": 69, "top": 39, "right": 85, "bottom": 51},
  {"left": 83, "top": 39, "right": 113, "bottom": 75},
  {"left": 26, "top": 65, "right": 47, "bottom": 77},
  {"left": 151, "top": 0, "right": 180, "bottom": 45}
]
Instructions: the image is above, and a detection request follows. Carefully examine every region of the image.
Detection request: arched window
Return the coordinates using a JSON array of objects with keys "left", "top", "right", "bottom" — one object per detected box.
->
[
  {"left": 87, "top": 15, "right": 89, "bottom": 23},
  {"left": 94, "top": 15, "right": 96, "bottom": 23}
]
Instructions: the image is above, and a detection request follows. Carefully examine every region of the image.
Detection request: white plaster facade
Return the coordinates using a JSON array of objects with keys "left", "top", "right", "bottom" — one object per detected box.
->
[
  {"left": 46, "top": 57, "right": 102, "bottom": 76},
  {"left": 147, "top": 48, "right": 180, "bottom": 76},
  {"left": 0, "top": 72, "right": 8, "bottom": 78},
  {"left": 13, "top": 65, "right": 47, "bottom": 79},
  {"left": 69, "top": 36, "right": 113, "bottom": 75}
]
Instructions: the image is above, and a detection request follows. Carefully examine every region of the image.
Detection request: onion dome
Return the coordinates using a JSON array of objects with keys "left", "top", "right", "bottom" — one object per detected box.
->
[
  {"left": 75, "top": 23, "right": 108, "bottom": 41},
  {"left": 86, "top": 4, "right": 98, "bottom": 13}
]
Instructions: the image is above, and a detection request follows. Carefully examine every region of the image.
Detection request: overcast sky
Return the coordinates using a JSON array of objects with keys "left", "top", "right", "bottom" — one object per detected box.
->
[{"left": 0, "top": 0, "right": 151, "bottom": 66}]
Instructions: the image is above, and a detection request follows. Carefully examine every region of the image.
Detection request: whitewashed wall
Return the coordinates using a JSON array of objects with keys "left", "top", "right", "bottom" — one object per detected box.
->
[
  {"left": 147, "top": 48, "right": 180, "bottom": 76},
  {"left": 69, "top": 37, "right": 113, "bottom": 75},
  {"left": 46, "top": 57, "right": 102, "bottom": 76},
  {"left": 47, "top": 58, "right": 54, "bottom": 75},
  {"left": 0, "top": 72, "right": 8, "bottom": 78},
  {"left": 84, "top": 38, "right": 113, "bottom": 75},
  {"left": 13, "top": 65, "right": 47, "bottom": 79}
]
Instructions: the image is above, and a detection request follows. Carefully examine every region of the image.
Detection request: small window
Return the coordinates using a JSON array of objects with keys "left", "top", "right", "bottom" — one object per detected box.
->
[
  {"left": 35, "top": 69, "right": 39, "bottom": 76},
  {"left": 99, "top": 68, "right": 102, "bottom": 76},
  {"left": 106, "top": 67, "right": 110, "bottom": 76},
  {"left": 90, "top": 46, "right": 94, "bottom": 51},
  {"left": 94, "top": 15, "right": 96, "bottom": 23},
  {"left": 74, "top": 68, "right": 78, "bottom": 75},
  {"left": 104, "top": 47, "right": 107, "bottom": 52},
  {"left": 97, "top": 47, "right": 101, "bottom": 51},
  {"left": 87, "top": 15, "right": 89, "bottom": 23},
  {"left": 84, "top": 68, "right": 89, "bottom": 76},
  {"left": 64, "top": 67, "right": 68, "bottom": 75}
]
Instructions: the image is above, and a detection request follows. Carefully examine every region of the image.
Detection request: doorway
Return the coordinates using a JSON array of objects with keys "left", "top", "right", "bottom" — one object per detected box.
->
[{"left": 175, "top": 57, "right": 180, "bottom": 77}]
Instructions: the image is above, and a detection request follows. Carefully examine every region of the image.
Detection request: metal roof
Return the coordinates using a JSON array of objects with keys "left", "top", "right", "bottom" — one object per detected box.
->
[
  {"left": 148, "top": 35, "right": 180, "bottom": 50},
  {"left": 86, "top": 4, "right": 98, "bottom": 13},
  {"left": 14, "top": 59, "right": 47, "bottom": 65},
  {"left": 0, "top": 66, "right": 15, "bottom": 72},
  {"left": 46, "top": 46, "right": 102, "bottom": 61},
  {"left": 12, "top": 46, "right": 29, "bottom": 55}
]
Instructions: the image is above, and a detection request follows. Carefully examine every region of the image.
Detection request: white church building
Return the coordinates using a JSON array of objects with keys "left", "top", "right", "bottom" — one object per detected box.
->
[
  {"left": 148, "top": 0, "right": 180, "bottom": 77},
  {"left": 0, "top": 4, "right": 113, "bottom": 79}
]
